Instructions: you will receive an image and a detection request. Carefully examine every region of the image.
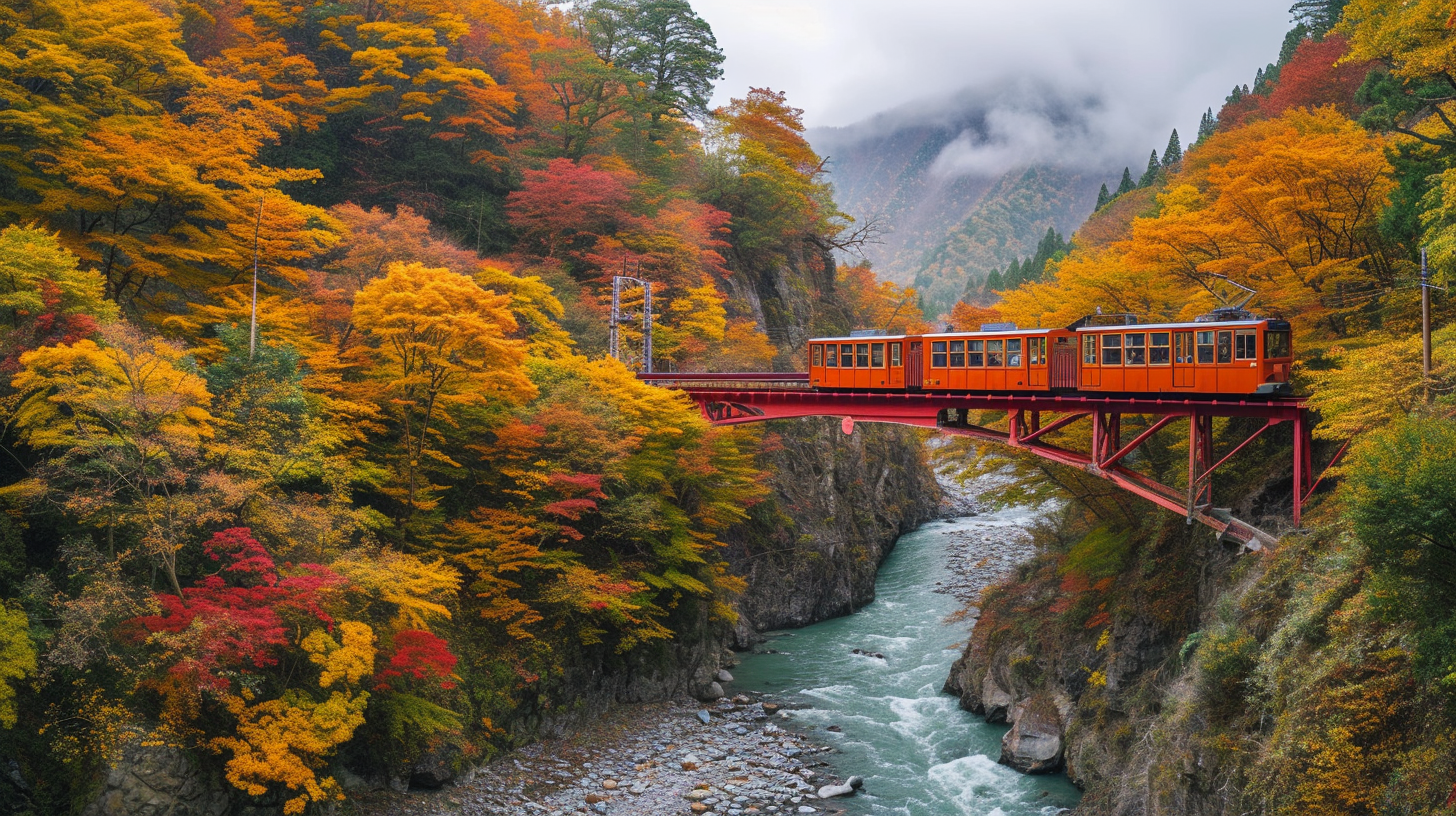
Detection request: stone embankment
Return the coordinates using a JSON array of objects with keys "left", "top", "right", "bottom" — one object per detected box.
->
[{"left": 354, "top": 696, "right": 863, "bottom": 816}]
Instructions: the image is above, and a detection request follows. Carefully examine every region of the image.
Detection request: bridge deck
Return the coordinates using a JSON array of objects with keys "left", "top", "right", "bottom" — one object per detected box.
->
[{"left": 640, "top": 374, "right": 1318, "bottom": 550}]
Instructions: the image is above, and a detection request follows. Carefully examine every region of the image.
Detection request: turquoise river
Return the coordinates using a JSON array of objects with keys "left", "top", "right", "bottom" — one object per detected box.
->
[{"left": 731, "top": 505, "right": 1083, "bottom": 816}]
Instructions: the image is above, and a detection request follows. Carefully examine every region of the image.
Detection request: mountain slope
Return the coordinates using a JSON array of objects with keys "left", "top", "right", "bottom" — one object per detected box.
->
[{"left": 810, "top": 98, "right": 1105, "bottom": 316}]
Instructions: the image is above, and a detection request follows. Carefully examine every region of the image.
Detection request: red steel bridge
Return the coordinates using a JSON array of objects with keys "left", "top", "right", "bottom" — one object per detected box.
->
[{"left": 640, "top": 372, "right": 1326, "bottom": 550}]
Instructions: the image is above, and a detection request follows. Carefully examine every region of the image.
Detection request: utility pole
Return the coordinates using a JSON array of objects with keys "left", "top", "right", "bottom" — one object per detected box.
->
[
  {"left": 1423, "top": 247, "right": 1432, "bottom": 403},
  {"left": 610, "top": 261, "right": 653, "bottom": 373},
  {"left": 251, "top": 194, "right": 264, "bottom": 360}
]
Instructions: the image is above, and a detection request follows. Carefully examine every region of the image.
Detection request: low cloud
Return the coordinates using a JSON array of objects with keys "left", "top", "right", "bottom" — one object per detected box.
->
[{"left": 694, "top": 0, "right": 1292, "bottom": 175}]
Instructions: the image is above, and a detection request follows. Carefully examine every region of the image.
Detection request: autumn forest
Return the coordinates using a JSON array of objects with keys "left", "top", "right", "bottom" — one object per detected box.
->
[{"left": 2, "top": 0, "right": 1456, "bottom": 813}]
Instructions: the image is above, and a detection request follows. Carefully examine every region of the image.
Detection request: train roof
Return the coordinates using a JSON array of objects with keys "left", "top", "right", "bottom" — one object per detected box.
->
[
  {"left": 809, "top": 318, "right": 1289, "bottom": 343},
  {"left": 1074, "top": 319, "right": 1283, "bottom": 331}
]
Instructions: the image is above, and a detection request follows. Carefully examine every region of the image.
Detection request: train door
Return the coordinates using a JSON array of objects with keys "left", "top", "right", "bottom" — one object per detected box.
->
[
  {"left": 1051, "top": 340, "right": 1077, "bottom": 389},
  {"left": 906, "top": 342, "right": 923, "bottom": 389},
  {"left": 889, "top": 342, "right": 905, "bottom": 388},
  {"left": 1173, "top": 331, "right": 1195, "bottom": 388}
]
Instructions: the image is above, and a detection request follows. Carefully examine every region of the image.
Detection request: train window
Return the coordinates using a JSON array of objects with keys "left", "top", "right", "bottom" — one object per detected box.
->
[
  {"left": 1032, "top": 337, "right": 1047, "bottom": 365},
  {"left": 1196, "top": 331, "right": 1215, "bottom": 364},
  {"left": 987, "top": 339, "right": 1004, "bottom": 367},
  {"left": 871, "top": 343, "right": 885, "bottom": 367},
  {"left": 1007, "top": 338, "right": 1023, "bottom": 367},
  {"left": 1082, "top": 335, "right": 1098, "bottom": 365},
  {"left": 1124, "top": 333, "right": 1146, "bottom": 365},
  {"left": 1264, "top": 331, "right": 1290, "bottom": 359},
  {"left": 1149, "top": 333, "right": 1170, "bottom": 365},
  {"left": 1102, "top": 333, "right": 1123, "bottom": 366},
  {"left": 968, "top": 340, "right": 984, "bottom": 367},
  {"left": 812, "top": 345, "right": 823, "bottom": 367},
  {"left": 931, "top": 341, "right": 947, "bottom": 368},
  {"left": 1029, "top": 338, "right": 1040, "bottom": 365},
  {"left": 1217, "top": 331, "right": 1233, "bottom": 364},
  {"left": 856, "top": 343, "right": 870, "bottom": 367},
  {"left": 949, "top": 340, "right": 965, "bottom": 367},
  {"left": 890, "top": 342, "right": 902, "bottom": 366},
  {"left": 1234, "top": 329, "right": 1257, "bottom": 360},
  {"left": 841, "top": 343, "right": 854, "bottom": 367},
  {"left": 826, "top": 345, "right": 837, "bottom": 367}
]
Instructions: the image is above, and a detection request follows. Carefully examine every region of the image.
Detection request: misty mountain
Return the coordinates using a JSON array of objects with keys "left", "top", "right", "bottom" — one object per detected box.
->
[{"left": 810, "top": 89, "right": 1109, "bottom": 316}]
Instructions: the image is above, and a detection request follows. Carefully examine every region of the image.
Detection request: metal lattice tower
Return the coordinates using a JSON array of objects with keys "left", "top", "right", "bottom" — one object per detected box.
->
[{"left": 609, "top": 269, "right": 653, "bottom": 373}]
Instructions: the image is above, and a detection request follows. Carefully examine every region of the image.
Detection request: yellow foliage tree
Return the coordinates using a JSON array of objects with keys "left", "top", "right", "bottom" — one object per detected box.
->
[
  {"left": 999, "top": 108, "right": 1394, "bottom": 339},
  {"left": 9, "top": 324, "right": 215, "bottom": 599},
  {"left": 303, "top": 621, "right": 376, "bottom": 688},
  {"left": 351, "top": 262, "right": 535, "bottom": 522},
  {"left": 330, "top": 548, "right": 461, "bottom": 631},
  {"left": 0, "top": 605, "right": 36, "bottom": 728},
  {"left": 211, "top": 689, "right": 369, "bottom": 815}
]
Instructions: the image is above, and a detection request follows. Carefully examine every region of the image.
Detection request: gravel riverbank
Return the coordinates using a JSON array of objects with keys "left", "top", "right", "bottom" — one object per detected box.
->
[
  {"left": 353, "top": 695, "right": 860, "bottom": 816},
  {"left": 354, "top": 465, "right": 1046, "bottom": 816}
]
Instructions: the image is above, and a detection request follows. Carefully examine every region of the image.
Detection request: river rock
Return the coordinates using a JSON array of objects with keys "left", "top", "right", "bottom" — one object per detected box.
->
[
  {"left": 698, "top": 681, "right": 724, "bottom": 701},
  {"left": 696, "top": 709, "right": 712, "bottom": 724},
  {"left": 980, "top": 658, "right": 1017, "bottom": 723},
  {"left": 716, "top": 669, "right": 734, "bottom": 683},
  {"left": 816, "top": 776, "right": 864, "bottom": 798},
  {"left": 999, "top": 694, "right": 1064, "bottom": 774}
]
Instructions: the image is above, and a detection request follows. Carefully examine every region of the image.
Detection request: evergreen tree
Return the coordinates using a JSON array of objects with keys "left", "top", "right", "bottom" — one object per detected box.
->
[
  {"left": 1162, "top": 129, "right": 1183, "bottom": 168},
  {"left": 1095, "top": 182, "right": 1111, "bottom": 210},
  {"left": 982, "top": 267, "right": 1004, "bottom": 296},
  {"left": 1138, "top": 149, "right": 1160, "bottom": 187},
  {"left": 1289, "top": 0, "right": 1349, "bottom": 38},
  {"left": 1003, "top": 259, "right": 1023, "bottom": 290},
  {"left": 1196, "top": 108, "right": 1218, "bottom": 144},
  {"left": 1026, "top": 227, "right": 1068, "bottom": 281},
  {"left": 1116, "top": 167, "right": 1136, "bottom": 195}
]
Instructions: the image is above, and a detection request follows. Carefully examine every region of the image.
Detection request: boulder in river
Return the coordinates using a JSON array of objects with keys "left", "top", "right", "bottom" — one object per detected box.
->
[
  {"left": 999, "top": 694, "right": 1064, "bottom": 774},
  {"left": 817, "top": 776, "right": 864, "bottom": 798}
]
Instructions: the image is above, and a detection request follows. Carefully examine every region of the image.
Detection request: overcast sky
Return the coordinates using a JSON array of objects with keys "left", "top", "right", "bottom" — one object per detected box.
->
[{"left": 692, "top": 0, "right": 1294, "bottom": 171}]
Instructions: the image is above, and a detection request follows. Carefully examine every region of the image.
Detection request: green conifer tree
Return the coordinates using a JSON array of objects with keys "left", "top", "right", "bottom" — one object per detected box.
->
[
  {"left": 1116, "top": 167, "right": 1135, "bottom": 195},
  {"left": 1289, "top": 0, "right": 1349, "bottom": 38},
  {"left": 982, "top": 267, "right": 1004, "bottom": 296},
  {"left": 1095, "top": 182, "right": 1111, "bottom": 210},
  {"left": 1196, "top": 108, "right": 1217, "bottom": 144},
  {"left": 1162, "top": 129, "right": 1182, "bottom": 168},
  {"left": 1003, "top": 259, "right": 1022, "bottom": 289},
  {"left": 1138, "top": 149, "right": 1160, "bottom": 187}
]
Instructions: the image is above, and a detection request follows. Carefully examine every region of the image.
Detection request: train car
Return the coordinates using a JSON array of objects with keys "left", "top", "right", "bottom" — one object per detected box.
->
[
  {"left": 808, "top": 334, "right": 912, "bottom": 390},
  {"left": 1073, "top": 315, "right": 1292, "bottom": 396},
  {"left": 916, "top": 327, "right": 1079, "bottom": 392},
  {"left": 806, "top": 313, "right": 1294, "bottom": 397}
]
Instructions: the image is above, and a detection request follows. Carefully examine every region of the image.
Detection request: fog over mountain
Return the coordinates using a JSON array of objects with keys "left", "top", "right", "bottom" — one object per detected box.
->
[
  {"left": 694, "top": 0, "right": 1294, "bottom": 313},
  {"left": 696, "top": 0, "right": 1288, "bottom": 133},
  {"left": 807, "top": 86, "right": 1110, "bottom": 310}
]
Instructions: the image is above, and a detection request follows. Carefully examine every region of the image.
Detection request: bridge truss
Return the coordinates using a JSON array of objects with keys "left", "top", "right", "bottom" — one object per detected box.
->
[{"left": 639, "top": 373, "right": 1318, "bottom": 549}]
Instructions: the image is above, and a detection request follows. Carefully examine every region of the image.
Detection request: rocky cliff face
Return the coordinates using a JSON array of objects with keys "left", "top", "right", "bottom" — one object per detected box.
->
[
  {"left": 723, "top": 419, "right": 941, "bottom": 637},
  {"left": 942, "top": 520, "right": 1243, "bottom": 799}
]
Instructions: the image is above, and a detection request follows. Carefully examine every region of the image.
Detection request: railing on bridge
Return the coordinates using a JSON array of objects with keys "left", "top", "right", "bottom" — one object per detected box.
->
[{"left": 639, "top": 374, "right": 1322, "bottom": 550}]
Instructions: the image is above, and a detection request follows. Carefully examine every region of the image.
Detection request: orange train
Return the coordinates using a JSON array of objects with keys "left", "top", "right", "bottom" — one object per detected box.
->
[{"left": 807, "top": 313, "right": 1294, "bottom": 397}]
